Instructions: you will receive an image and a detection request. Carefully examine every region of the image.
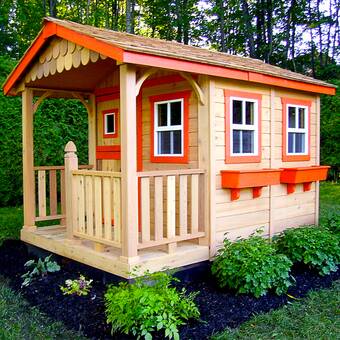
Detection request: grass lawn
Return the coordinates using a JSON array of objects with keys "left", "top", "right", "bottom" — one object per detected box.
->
[
  {"left": 0, "top": 181, "right": 339, "bottom": 339},
  {"left": 213, "top": 280, "right": 340, "bottom": 340},
  {"left": 0, "top": 276, "right": 85, "bottom": 339}
]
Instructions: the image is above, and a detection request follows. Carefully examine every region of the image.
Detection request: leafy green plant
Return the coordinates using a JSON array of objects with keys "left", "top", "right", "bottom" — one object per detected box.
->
[
  {"left": 60, "top": 275, "right": 93, "bottom": 296},
  {"left": 104, "top": 271, "right": 200, "bottom": 340},
  {"left": 211, "top": 234, "right": 294, "bottom": 298},
  {"left": 21, "top": 255, "right": 60, "bottom": 287},
  {"left": 323, "top": 212, "right": 340, "bottom": 234},
  {"left": 275, "top": 226, "right": 340, "bottom": 275}
]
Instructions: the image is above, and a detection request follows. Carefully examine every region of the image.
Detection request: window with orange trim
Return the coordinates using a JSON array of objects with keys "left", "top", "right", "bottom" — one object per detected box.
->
[
  {"left": 149, "top": 91, "right": 191, "bottom": 163},
  {"left": 103, "top": 109, "right": 119, "bottom": 138},
  {"left": 282, "top": 98, "right": 311, "bottom": 162},
  {"left": 224, "top": 90, "right": 262, "bottom": 163}
]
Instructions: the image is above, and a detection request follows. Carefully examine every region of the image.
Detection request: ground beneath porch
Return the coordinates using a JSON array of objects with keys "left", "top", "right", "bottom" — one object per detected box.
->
[{"left": 0, "top": 239, "right": 339, "bottom": 339}]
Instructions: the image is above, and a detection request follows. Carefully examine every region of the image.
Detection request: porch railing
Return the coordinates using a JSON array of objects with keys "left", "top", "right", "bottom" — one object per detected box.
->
[
  {"left": 71, "top": 170, "right": 122, "bottom": 248},
  {"left": 34, "top": 164, "right": 92, "bottom": 223},
  {"left": 137, "top": 169, "right": 206, "bottom": 252}
]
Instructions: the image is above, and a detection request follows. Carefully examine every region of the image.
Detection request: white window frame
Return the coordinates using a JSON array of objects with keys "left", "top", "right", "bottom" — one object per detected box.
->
[
  {"left": 230, "top": 97, "right": 259, "bottom": 156},
  {"left": 154, "top": 98, "right": 184, "bottom": 157},
  {"left": 104, "top": 112, "right": 116, "bottom": 136},
  {"left": 286, "top": 104, "right": 309, "bottom": 155}
]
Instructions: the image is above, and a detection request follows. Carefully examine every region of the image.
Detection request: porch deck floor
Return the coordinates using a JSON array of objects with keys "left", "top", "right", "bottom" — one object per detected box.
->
[{"left": 21, "top": 226, "right": 210, "bottom": 278}]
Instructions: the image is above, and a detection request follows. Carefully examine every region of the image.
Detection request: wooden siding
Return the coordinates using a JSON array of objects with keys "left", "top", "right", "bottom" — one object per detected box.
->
[{"left": 212, "top": 78, "right": 318, "bottom": 251}]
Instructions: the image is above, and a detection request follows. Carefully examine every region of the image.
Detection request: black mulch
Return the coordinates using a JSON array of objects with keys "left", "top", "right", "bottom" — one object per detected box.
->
[{"left": 0, "top": 239, "right": 339, "bottom": 340}]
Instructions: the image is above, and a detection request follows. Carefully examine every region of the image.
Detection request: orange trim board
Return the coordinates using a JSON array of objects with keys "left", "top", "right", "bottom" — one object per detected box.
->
[
  {"left": 123, "top": 51, "right": 336, "bottom": 95},
  {"left": 96, "top": 145, "right": 121, "bottom": 160},
  {"left": 149, "top": 90, "right": 191, "bottom": 164},
  {"left": 224, "top": 89, "right": 262, "bottom": 164}
]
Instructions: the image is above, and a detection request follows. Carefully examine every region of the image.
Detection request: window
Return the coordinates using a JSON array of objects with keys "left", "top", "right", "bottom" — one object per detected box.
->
[
  {"left": 155, "top": 100, "right": 183, "bottom": 156},
  {"left": 224, "top": 90, "right": 262, "bottom": 163},
  {"left": 149, "top": 91, "right": 191, "bottom": 163},
  {"left": 282, "top": 98, "right": 311, "bottom": 161},
  {"left": 103, "top": 109, "right": 118, "bottom": 138}
]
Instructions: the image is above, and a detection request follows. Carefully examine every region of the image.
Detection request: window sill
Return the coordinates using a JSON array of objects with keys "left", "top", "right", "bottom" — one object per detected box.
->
[
  {"left": 150, "top": 155, "right": 188, "bottom": 164},
  {"left": 225, "top": 154, "right": 261, "bottom": 164}
]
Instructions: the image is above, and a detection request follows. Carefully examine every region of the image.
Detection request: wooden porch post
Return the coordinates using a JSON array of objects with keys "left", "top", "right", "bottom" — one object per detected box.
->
[
  {"left": 22, "top": 88, "right": 36, "bottom": 230},
  {"left": 119, "top": 63, "right": 139, "bottom": 262},
  {"left": 88, "top": 94, "right": 97, "bottom": 169},
  {"left": 64, "top": 141, "right": 78, "bottom": 239}
]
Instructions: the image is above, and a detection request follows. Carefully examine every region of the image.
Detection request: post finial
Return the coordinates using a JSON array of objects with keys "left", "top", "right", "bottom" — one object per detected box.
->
[{"left": 64, "top": 141, "right": 77, "bottom": 153}]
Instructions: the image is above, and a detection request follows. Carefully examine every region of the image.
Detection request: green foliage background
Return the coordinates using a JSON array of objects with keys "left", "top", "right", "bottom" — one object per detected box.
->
[{"left": 0, "top": 56, "right": 88, "bottom": 206}]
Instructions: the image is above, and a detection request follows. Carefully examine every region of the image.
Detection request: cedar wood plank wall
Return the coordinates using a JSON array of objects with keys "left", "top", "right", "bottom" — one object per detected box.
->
[
  {"left": 96, "top": 69, "right": 199, "bottom": 235},
  {"left": 96, "top": 69, "right": 319, "bottom": 255},
  {"left": 213, "top": 78, "right": 318, "bottom": 252}
]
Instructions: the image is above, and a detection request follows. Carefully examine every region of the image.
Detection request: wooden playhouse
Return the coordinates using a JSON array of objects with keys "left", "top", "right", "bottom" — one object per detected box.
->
[{"left": 2, "top": 18, "right": 335, "bottom": 278}]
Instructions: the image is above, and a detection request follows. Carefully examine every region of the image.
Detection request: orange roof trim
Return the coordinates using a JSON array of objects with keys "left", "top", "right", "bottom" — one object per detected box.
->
[{"left": 2, "top": 17, "right": 336, "bottom": 96}]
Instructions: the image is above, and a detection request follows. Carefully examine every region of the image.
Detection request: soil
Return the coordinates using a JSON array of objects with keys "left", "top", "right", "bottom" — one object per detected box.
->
[{"left": 0, "top": 239, "right": 339, "bottom": 340}]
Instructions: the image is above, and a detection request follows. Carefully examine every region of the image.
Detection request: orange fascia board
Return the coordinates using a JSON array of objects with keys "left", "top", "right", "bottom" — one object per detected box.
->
[
  {"left": 3, "top": 22, "right": 124, "bottom": 96},
  {"left": 123, "top": 51, "right": 249, "bottom": 81},
  {"left": 123, "top": 51, "right": 336, "bottom": 95},
  {"left": 3, "top": 22, "right": 57, "bottom": 95},
  {"left": 248, "top": 72, "right": 336, "bottom": 95}
]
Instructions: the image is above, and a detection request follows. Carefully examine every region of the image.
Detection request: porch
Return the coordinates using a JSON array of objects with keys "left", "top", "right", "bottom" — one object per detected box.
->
[{"left": 21, "top": 140, "right": 208, "bottom": 278}]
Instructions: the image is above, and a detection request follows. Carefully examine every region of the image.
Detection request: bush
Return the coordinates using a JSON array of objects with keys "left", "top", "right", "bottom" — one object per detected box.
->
[
  {"left": 275, "top": 226, "right": 340, "bottom": 275},
  {"left": 323, "top": 212, "right": 340, "bottom": 235},
  {"left": 211, "top": 234, "right": 294, "bottom": 298},
  {"left": 105, "top": 271, "right": 200, "bottom": 340},
  {"left": 0, "top": 55, "right": 89, "bottom": 206}
]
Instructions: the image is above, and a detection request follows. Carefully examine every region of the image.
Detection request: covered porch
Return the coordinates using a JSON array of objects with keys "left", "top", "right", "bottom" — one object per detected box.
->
[{"left": 20, "top": 59, "right": 210, "bottom": 278}]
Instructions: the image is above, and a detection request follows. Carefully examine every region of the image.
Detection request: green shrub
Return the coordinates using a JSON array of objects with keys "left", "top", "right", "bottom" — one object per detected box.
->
[
  {"left": 323, "top": 212, "right": 340, "bottom": 234},
  {"left": 275, "top": 226, "right": 340, "bottom": 275},
  {"left": 104, "top": 271, "right": 200, "bottom": 340},
  {"left": 211, "top": 235, "right": 294, "bottom": 298}
]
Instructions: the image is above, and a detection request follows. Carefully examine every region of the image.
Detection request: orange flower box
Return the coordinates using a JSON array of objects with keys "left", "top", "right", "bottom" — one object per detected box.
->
[
  {"left": 221, "top": 169, "right": 282, "bottom": 201},
  {"left": 280, "top": 166, "right": 330, "bottom": 194}
]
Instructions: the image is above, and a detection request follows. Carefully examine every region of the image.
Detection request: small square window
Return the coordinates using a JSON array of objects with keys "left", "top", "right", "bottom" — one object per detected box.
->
[{"left": 103, "top": 110, "right": 118, "bottom": 138}]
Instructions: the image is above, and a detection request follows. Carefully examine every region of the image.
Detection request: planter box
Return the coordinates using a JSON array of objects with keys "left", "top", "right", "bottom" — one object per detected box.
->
[
  {"left": 280, "top": 165, "right": 330, "bottom": 194},
  {"left": 221, "top": 169, "right": 282, "bottom": 201}
]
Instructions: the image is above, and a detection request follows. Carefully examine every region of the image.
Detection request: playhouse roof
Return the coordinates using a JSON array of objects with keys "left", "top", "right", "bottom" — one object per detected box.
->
[{"left": 3, "top": 17, "right": 336, "bottom": 96}]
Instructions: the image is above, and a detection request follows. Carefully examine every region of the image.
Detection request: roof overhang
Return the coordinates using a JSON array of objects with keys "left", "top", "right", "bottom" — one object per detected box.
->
[{"left": 3, "top": 20, "right": 336, "bottom": 96}]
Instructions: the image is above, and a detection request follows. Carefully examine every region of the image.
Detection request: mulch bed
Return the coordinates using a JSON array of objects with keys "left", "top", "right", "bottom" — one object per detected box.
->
[{"left": 0, "top": 239, "right": 339, "bottom": 340}]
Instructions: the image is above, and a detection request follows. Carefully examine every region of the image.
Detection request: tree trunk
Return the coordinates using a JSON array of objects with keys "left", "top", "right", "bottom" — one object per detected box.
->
[
  {"left": 126, "top": 0, "right": 135, "bottom": 33},
  {"left": 241, "top": 0, "right": 255, "bottom": 57}
]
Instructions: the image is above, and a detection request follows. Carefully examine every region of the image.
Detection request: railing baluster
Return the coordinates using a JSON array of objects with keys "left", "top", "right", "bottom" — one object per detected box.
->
[
  {"left": 49, "top": 169, "right": 57, "bottom": 215},
  {"left": 103, "top": 177, "right": 112, "bottom": 240},
  {"left": 167, "top": 175, "right": 176, "bottom": 239},
  {"left": 94, "top": 176, "right": 102, "bottom": 238},
  {"left": 154, "top": 176, "right": 163, "bottom": 241},
  {"left": 191, "top": 174, "right": 199, "bottom": 234},
  {"left": 77, "top": 175, "right": 85, "bottom": 233},
  {"left": 38, "top": 170, "right": 46, "bottom": 217},
  {"left": 85, "top": 176, "right": 94, "bottom": 236},
  {"left": 179, "top": 175, "right": 188, "bottom": 236},
  {"left": 113, "top": 178, "right": 121, "bottom": 243},
  {"left": 141, "top": 177, "right": 151, "bottom": 242}
]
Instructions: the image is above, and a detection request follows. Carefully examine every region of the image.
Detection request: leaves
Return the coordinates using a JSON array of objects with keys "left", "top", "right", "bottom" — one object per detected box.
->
[
  {"left": 275, "top": 225, "right": 340, "bottom": 276},
  {"left": 211, "top": 233, "right": 294, "bottom": 298},
  {"left": 104, "top": 271, "right": 200, "bottom": 339}
]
